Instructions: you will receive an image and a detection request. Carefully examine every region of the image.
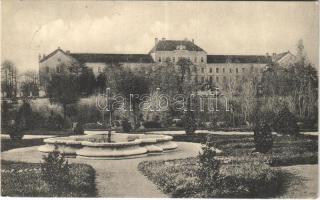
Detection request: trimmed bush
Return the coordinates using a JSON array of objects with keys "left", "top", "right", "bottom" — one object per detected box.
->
[
  {"left": 253, "top": 122, "right": 273, "bottom": 153},
  {"left": 184, "top": 110, "right": 196, "bottom": 134},
  {"left": 273, "top": 107, "right": 300, "bottom": 135}
]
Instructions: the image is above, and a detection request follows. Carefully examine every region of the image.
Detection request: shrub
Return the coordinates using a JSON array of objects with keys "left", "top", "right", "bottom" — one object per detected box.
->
[
  {"left": 143, "top": 121, "right": 162, "bottom": 128},
  {"left": 73, "top": 122, "right": 84, "bottom": 135},
  {"left": 41, "top": 147, "right": 70, "bottom": 196},
  {"left": 253, "top": 122, "right": 273, "bottom": 153},
  {"left": 6, "top": 101, "right": 34, "bottom": 140},
  {"left": 122, "top": 118, "right": 132, "bottom": 132},
  {"left": 197, "top": 135, "right": 221, "bottom": 196},
  {"left": 46, "top": 112, "right": 64, "bottom": 131},
  {"left": 273, "top": 107, "right": 300, "bottom": 135},
  {"left": 184, "top": 110, "right": 196, "bottom": 134}
]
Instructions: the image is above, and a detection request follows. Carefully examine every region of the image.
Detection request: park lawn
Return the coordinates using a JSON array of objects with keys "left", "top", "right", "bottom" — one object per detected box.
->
[
  {"left": 1, "top": 160, "right": 97, "bottom": 197},
  {"left": 138, "top": 133, "right": 318, "bottom": 197},
  {"left": 173, "top": 133, "right": 318, "bottom": 166},
  {"left": 138, "top": 156, "right": 288, "bottom": 198}
]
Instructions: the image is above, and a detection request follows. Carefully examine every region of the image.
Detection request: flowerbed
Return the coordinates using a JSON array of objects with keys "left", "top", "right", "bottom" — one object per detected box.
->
[
  {"left": 138, "top": 157, "right": 286, "bottom": 198},
  {"left": 1, "top": 160, "right": 96, "bottom": 197},
  {"left": 173, "top": 134, "right": 318, "bottom": 166}
]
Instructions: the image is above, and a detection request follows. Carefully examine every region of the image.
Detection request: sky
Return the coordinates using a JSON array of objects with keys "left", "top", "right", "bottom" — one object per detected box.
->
[{"left": 1, "top": 1, "right": 319, "bottom": 73}]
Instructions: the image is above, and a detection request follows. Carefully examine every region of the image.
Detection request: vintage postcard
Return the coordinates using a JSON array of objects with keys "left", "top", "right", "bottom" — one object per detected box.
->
[{"left": 1, "top": 0, "right": 319, "bottom": 198}]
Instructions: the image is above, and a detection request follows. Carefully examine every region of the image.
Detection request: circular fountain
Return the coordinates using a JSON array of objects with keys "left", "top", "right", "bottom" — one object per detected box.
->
[{"left": 38, "top": 133, "right": 178, "bottom": 159}]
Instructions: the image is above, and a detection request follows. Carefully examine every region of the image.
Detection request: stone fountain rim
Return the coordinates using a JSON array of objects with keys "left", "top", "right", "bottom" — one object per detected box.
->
[{"left": 43, "top": 133, "right": 173, "bottom": 147}]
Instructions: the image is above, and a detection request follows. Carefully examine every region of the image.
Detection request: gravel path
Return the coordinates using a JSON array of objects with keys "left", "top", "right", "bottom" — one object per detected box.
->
[
  {"left": 277, "top": 164, "right": 318, "bottom": 199},
  {"left": 1, "top": 142, "right": 202, "bottom": 197}
]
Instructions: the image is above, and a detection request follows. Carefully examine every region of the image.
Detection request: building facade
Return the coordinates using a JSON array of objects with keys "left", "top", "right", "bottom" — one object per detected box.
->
[{"left": 39, "top": 38, "right": 292, "bottom": 90}]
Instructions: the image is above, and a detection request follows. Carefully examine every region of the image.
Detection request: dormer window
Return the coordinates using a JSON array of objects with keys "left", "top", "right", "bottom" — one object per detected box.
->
[{"left": 176, "top": 45, "right": 186, "bottom": 50}]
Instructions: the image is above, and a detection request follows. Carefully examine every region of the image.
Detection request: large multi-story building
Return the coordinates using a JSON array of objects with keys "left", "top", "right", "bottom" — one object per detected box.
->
[{"left": 39, "top": 38, "right": 294, "bottom": 89}]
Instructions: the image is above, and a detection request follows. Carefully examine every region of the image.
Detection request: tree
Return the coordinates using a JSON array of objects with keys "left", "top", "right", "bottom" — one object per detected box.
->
[
  {"left": 176, "top": 58, "right": 198, "bottom": 134},
  {"left": 259, "top": 41, "right": 318, "bottom": 129},
  {"left": 1, "top": 60, "right": 18, "bottom": 98},
  {"left": 79, "top": 66, "right": 96, "bottom": 95},
  {"left": 176, "top": 58, "right": 194, "bottom": 94},
  {"left": 96, "top": 73, "right": 107, "bottom": 94},
  {"left": 116, "top": 69, "right": 150, "bottom": 129},
  {"left": 47, "top": 73, "right": 80, "bottom": 121}
]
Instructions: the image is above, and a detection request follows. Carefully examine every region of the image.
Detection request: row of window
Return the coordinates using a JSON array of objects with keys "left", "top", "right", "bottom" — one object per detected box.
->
[
  {"left": 208, "top": 67, "right": 246, "bottom": 74},
  {"left": 195, "top": 75, "right": 250, "bottom": 83},
  {"left": 158, "top": 56, "right": 204, "bottom": 63}
]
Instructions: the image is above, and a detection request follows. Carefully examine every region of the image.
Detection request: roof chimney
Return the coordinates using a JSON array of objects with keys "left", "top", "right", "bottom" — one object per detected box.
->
[
  {"left": 58, "top": 46, "right": 61, "bottom": 50},
  {"left": 66, "top": 50, "right": 70, "bottom": 54},
  {"left": 155, "top": 38, "right": 158, "bottom": 45},
  {"left": 162, "top": 37, "right": 166, "bottom": 41},
  {"left": 272, "top": 53, "right": 276, "bottom": 57},
  {"left": 192, "top": 39, "right": 194, "bottom": 43}
]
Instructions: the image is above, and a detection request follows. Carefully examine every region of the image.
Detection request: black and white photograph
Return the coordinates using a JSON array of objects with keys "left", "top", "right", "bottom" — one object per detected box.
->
[{"left": 1, "top": 0, "right": 319, "bottom": 198}]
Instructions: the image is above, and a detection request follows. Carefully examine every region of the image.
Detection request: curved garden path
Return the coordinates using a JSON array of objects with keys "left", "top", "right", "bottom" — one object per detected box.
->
[
  {"left": 2, "top": 141, "right": 318, "bottom": 198},
  {"left": 1, "top": 142, "right": 202, "bottom": 197},
  {"left": 277, "top": 164, "right": 318, "bottom": 199}
]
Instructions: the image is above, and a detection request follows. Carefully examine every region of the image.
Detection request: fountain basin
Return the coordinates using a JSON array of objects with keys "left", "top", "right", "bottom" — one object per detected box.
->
[{"left": 38, "top": 133, "right": 178, "bottom": 159}]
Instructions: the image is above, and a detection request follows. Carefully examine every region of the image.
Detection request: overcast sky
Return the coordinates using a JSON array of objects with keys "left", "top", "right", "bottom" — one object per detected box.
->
[{"left": 2, "top": 1, "right": 318, "bottom": 73}]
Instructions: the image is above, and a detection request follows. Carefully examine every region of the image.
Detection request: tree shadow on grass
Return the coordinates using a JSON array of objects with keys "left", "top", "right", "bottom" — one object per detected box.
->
[{"left": 275, "top": 170, "right": 306, "bottom": 198}]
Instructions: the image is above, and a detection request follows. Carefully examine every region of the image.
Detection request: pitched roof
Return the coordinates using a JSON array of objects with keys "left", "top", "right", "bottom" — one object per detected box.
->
[
  {"left": 70, "top": 53, "right": 154, "bottom": 63},
  {"left": 272, "top": 51, "right": 291, "bottom": 62},
  {"left": 39, "top": 48, "right": 67, "bottom": 63},
  {"left": 149, "top": 40, "right": 205, "bottom": 53},
  {"left": 207, "top": 55, "right": 271, "bottom": 64}
]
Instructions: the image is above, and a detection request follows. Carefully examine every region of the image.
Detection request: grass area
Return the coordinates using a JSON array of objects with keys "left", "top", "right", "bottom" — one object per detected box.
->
[
  {"left": 1, "top": 160, "right": 96, "bottom": 197},
  {"left": 173, "top": 133, "right": 318, "bottom": 166},
  {"left": 138, "top": 133, "right": 317, "bottom": 197},
  {"left": 138, "top": 157, "right": 287, "bottom": 198},
  {"left": 1, "top": 138, "right": 44, "bottom": 152}
]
